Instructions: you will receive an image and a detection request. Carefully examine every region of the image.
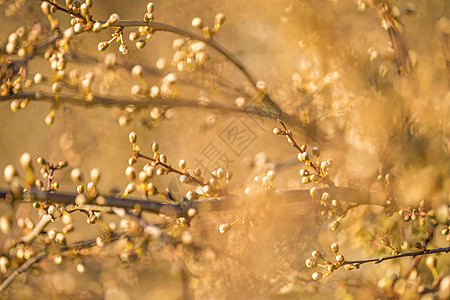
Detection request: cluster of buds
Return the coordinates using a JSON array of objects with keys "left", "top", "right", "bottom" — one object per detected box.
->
[
  {"left": 40, "top": 1, "right": 59, "bottom": 30},
  {"left": 273, "top": 119, "right": 334, "bottom": 186},
  {"left": 306, "top": 244, "right": 356, "bottom": 280},
  {"left": 36, "top": 156, "right": 68, "bottom": 191},
  {"left": 78, "top": 71, "right": 95, "bottom": 101},
  {"left": 46, "top": 227, "right": 67, "bottom": 244},
  {"left": 127, "top": 3, "right": 158, "bottom": 49},
  {"left": 98, "top": 26, "right": 128, "bottom": 55},
  {"left": 309, "top": 188, "right": 343, "bottom": 230},
  {"left": 44, "top": 25, "right": 76, "bottom": 72},
  {"left": 1, "top": 64, "right": 30, "bottom": 114},
  {"left": 160, "top": 73, "right": 178, "bottom": 98},
  {"left": 191, "top": 12, "right": 225, "bottom": 39},
  {"left": 291, "top": 56, "right": 340, "bottom": 94},
  {"left": 70, "top": 167, "right": 101, "bottom": 200},
  {"left": 69, "top": 0, "right": 98, "bottom": 33},
  {"left": 127, "top": 132, "right": 232, "bottom": 199},
  {"left": 253, "top": 170, "right": 277, "bottom": 192},
  {"left": 398, "top": 200, "right": 434, "bottom": 226},
  {"left": 64, "top": 0, "right": 93, "bottom": 19},
  {"left": 5, "top": 23, "right": 43, "bottom": 57},
  {"left": 10, "top": 245, "right": 35, "bottom": 262},
  {"left": 197, "top": 167, "right": 233, "bottom": 197},
  {"left": 171, "top": 38, "right": 208, "bottom": 71}
]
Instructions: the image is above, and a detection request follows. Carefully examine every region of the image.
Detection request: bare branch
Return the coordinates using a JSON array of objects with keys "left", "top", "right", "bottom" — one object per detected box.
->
[
  {"left": 0, "top": 251, "right": 48, "bottom": 293},
  {"left": 0, "top": 185, "right": 379, "bottom": 220},
  {"left": 0, "top": 91, "right": 280, "bottom": 119},
  {"left": 18, "top": 214, "right": 52, "bottom": 244},
  {"left": 342, "top": 246, "right": 450, "bottom": 267}
]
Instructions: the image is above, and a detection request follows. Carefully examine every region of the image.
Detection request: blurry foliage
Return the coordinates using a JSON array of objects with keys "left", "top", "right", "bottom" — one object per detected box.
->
[{"left": 0, "top": 0, "right": 449, "bottom": 299}]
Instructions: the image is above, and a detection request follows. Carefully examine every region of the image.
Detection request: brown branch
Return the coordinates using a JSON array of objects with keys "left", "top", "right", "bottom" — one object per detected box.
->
[
  {"left": 0, "top": 185, "right": 379, "bottom": 219},
  {"left": 0, "top": 91, "right": 278, "bottom": 119},
  {"left": 18, "top": 213, "right": 52, "bottom": 244},
  {"left": 0, "top": 251, "right": 48, "bottom": 293},
  {"left": 342, "top": 246, "right": 450, "bottom": 267}
]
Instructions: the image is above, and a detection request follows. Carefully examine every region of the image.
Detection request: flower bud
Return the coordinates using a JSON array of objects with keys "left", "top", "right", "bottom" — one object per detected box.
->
[
  {"left": 159, "top": 154, "right": 167, "bottom": 164},
  {"left": 310, "top": 187, "right": 317, "bottom": 199},
  {"left": 136, "top": 40, "right": 146, "bottom": 49},
  {"left": 191, "top": 17, "right": 202, "bottom": 28},
  {"left": 52, "top": 81, "right": 63, "bottom": 93},
  {"left": 107, "top": 13, "right": 120, "bottom": 25},
  {"left": 128, "top": 132, "right": 137, "bottom": 144},
  {"left": 215, "top": 13, "right": 225, "bottom": 25},
  {"left": 381, "top": 237, "right": 391, "bottom": 247},
  {"left": 151, "top": 141, "right": 159, "bottom": 153},
  {"left": 312, "top": 272, "right": 323, "bottom": 280},
  {"left": 273, "top": 128, "right": 282, "bottom": 135},
  {"left": 312, "top": 250, "right": 322, "bottom": 259},
  {"left": 41, "top": 1, "right": 51, "bottom": 15},
  {"left": 266, "top": 170, "right": 276, "bottom": 181},
  {"left": 20, "top": 153, "right": 32, "bottom": 170},
  {"left": 218, "top": 223, "right": 231, "bottom": 234},
  {"left": 90, "top": 168, "right": 101, "bottom": 183},
  {"left": 34, "top": 73, "right": 44, "bottom": 84},
  {"left": 321, "top": 192, "right": 330, "bottom": 202},
  {"left": 124, "top": 183, "right": 136, "bottom": 195},
  {"left": 312, "top": 146, "right": 320, "bottom": 157},
  {"left": 147, "top": 2, "right": 154, "bottom": 14},
  {"left": 131, "top": 65, "right": 143, "bottom": 78},
  {"left": 178, "top": 159, "right": 187, "bottom": 169},
  {"left": 76, "top": 263, "right": 85, "bottom": 273},
  {"left": 92, "top": 22, "right": 102, "bottom": 32},
  {"left": 119, "top": 44, "right": 128, "bottom": 55},
  {"left": 128, "top": 156, "right": 137, "bottom": 165},
  {"left": 425, "top": 256, "right": 437, "bottom": 270},
  {"left": 98, "top": 41, "right": 109, "bottom": 51},
  {"left": 305, "top": 258, "right": 316, "bottom": 268},
  {"left": 70, "top": 168, "right": 83, "bottom": 183},
  {"left": 125, "top": 166, "right": 136, "bottom": 181},
  {"left": 336, "top": 254, "right": 345, "bottom": 263}
]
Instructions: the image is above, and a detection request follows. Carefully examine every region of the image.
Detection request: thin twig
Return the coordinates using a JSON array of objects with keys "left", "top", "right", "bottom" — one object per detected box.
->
[
  {"left": 342, "top": 246, "right": 450, "bottom": 267},
  {"left": 0, "top": 91, "right": 277, "bottom": 119},
  {"left": 136, "top": 153, "right": 204, "bottom": 186},
  {"left": 277, "top": 119, "right": 335, "bottom": 187},
  {"left": 18, "top": 213, "right": 52, "bottom": 244}
]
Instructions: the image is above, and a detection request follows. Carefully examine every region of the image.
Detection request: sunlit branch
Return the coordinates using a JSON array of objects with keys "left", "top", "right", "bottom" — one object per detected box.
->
[
  {"left": 342, "top": 246, "right": 450, "bottom": 267},
  {"left": 0, "top": 185, "right": 378, "bottom": 220},
  {"left": 0, "top": 251, "right": 48, "bottom": 293}
]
